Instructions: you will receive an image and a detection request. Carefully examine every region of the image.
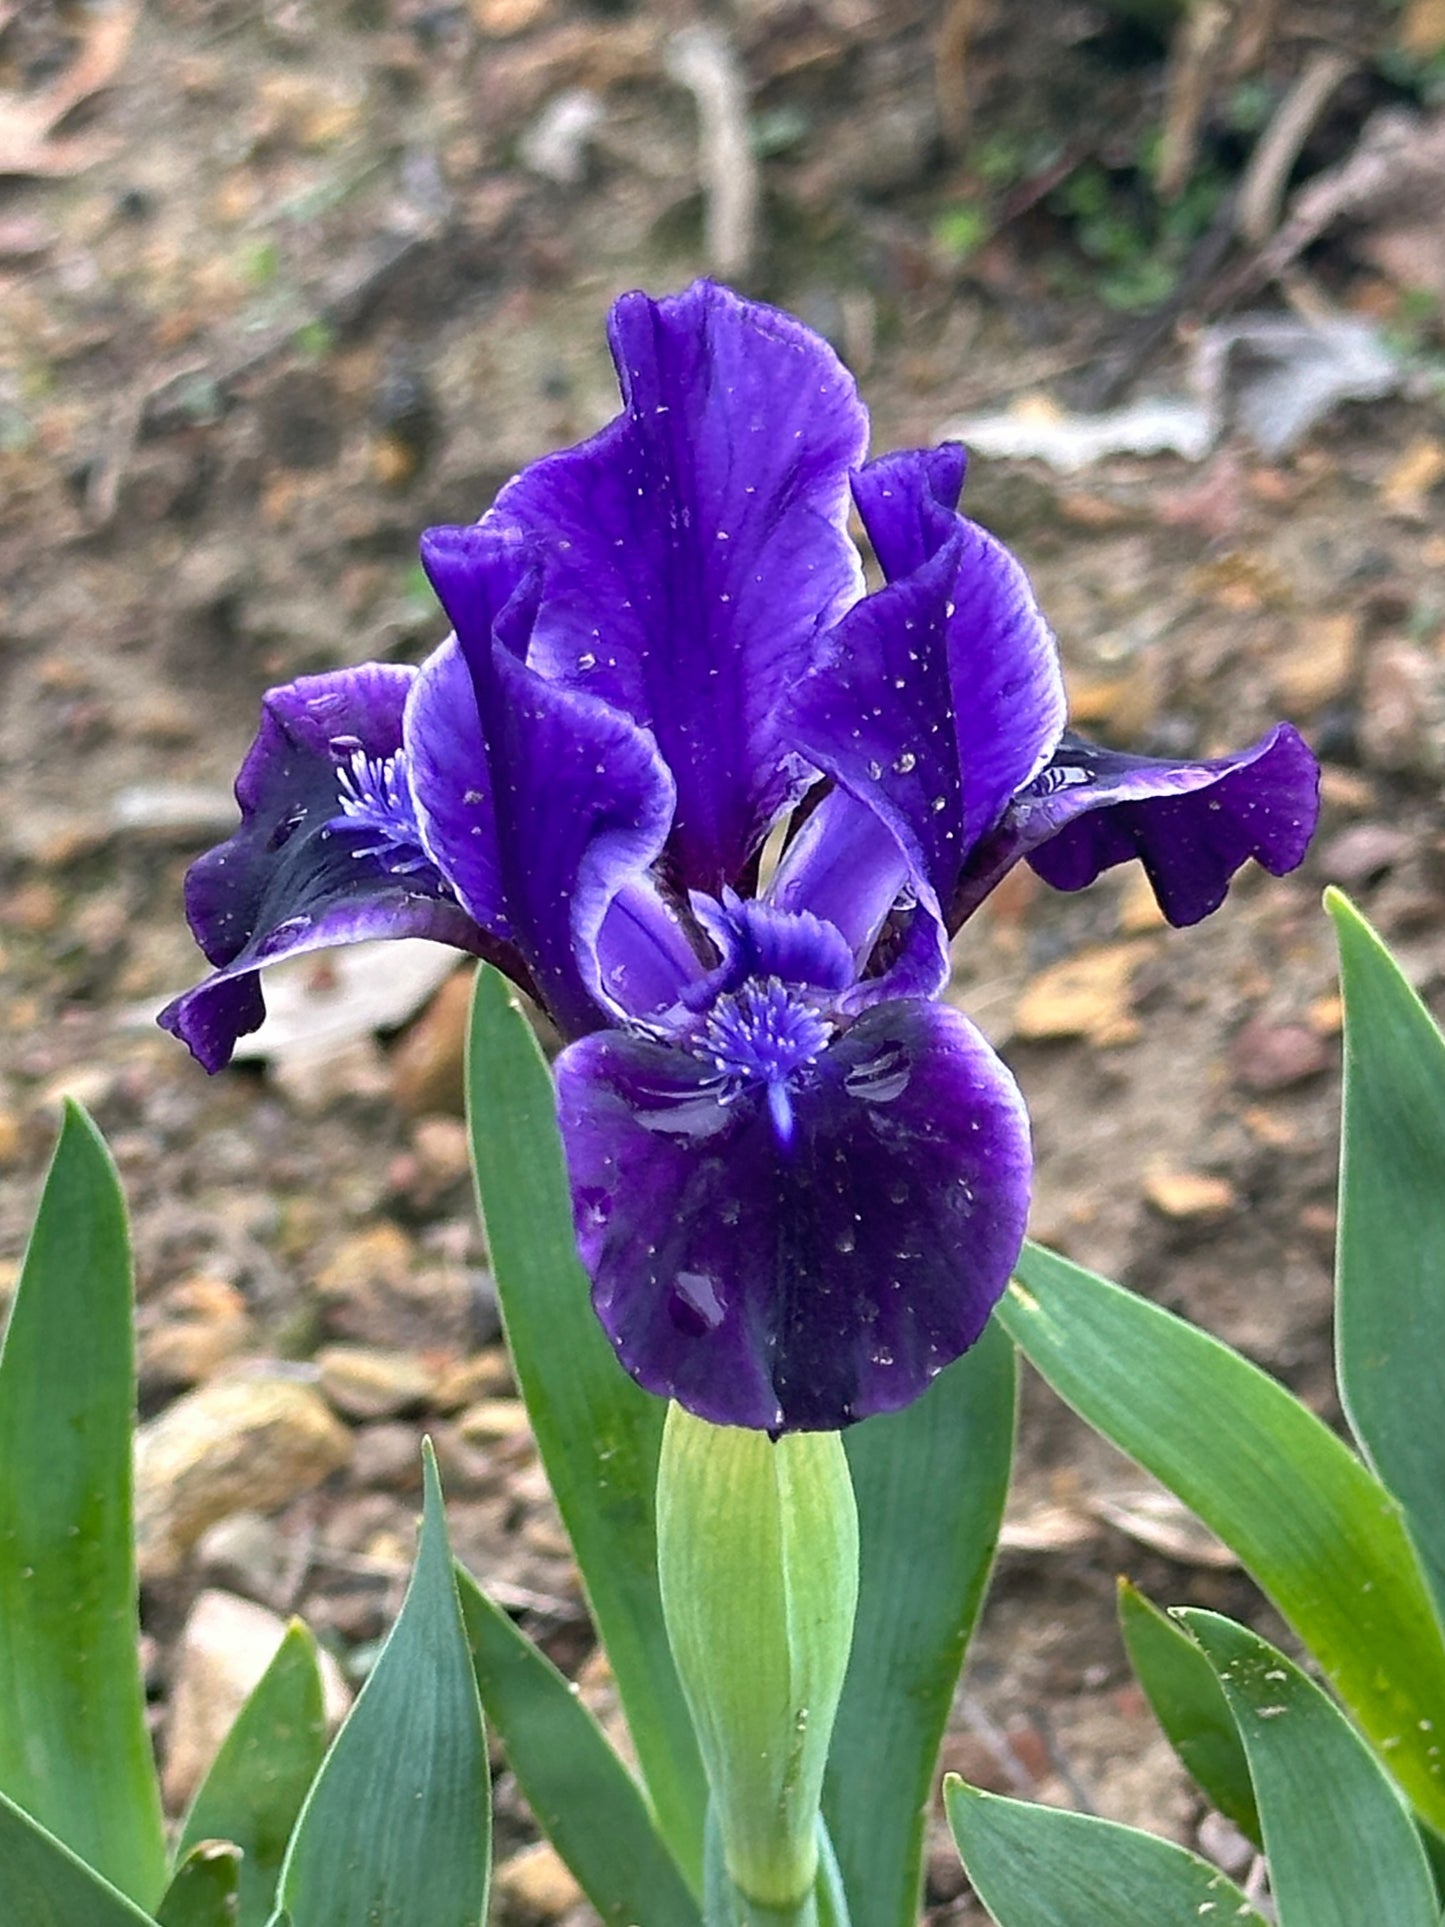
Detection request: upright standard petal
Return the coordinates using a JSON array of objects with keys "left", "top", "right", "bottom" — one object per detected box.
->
[
  {"left": 853, "top": 447, "right": 1065, "bottom": 855},
  {"left": 483, "top": 280, "right": 870, "bottom": 891},
  {"left": 557, "top": 998, "right": 1031, "bottom": 1433},
  {"left": 416, "top": 526, "right": 681, "bottom": 1036},
  {"left": 1019, "top": 724, "right": 1321, "bottom": 925},
  {"left": 159, "top": 665, "right": 488, "bottom": 1072},
  {"left": 786, "top": 446, "right": 1065, "bottom": 929}
]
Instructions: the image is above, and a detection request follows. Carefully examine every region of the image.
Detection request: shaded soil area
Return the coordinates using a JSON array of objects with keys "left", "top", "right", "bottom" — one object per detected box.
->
[{"left": 3, "top": 0, "right": 1444, "bottom": 1917}]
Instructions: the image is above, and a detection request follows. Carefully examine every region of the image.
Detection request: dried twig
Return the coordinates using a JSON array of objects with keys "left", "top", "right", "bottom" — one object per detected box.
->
[
  {"left": 1157, "top": 0, "right": 1233, "bottom": 203},
  {"left": 960, "top": 1697, "right": 1042, "bottom": 1799},
  {"left": 666, "top": 23, "right": 759, "bottom": 280},
  {"left": 936, "top": 0, "right": 983, "bottom": 148},
  {"left": 1254, "top": 106, "right": 1445, "bottom": 284},
  {"left": 1236, "top": 48, "right": 1354, "bottom": 245}
]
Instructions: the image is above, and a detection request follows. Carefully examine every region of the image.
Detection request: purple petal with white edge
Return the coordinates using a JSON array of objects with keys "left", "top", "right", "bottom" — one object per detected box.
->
[
  {"left": 414, "top": 527, "right": 680, "bottom": 1035},
  {"left": 557, "top": 997, "right": 1031, "bottom": 1433},
  {"left": 159, "top": 665, "right": 490, "bottom": 1072},
  {"left": 483, "top": 279, "right": 870, "bottom": 891},
  {"left": 1021, "top": 724, "right": 1321, "bottom": 926}
]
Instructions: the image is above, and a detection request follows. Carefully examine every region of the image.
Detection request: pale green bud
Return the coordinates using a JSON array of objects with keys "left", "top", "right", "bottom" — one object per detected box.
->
[{"left": 656, "top": 1403, "right": 859, "bottom": 1914}]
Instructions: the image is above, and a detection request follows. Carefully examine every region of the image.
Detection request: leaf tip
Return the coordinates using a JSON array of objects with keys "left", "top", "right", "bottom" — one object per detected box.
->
[{"left": 420, "top": 1434, "right": 444, "bottom": 1523}]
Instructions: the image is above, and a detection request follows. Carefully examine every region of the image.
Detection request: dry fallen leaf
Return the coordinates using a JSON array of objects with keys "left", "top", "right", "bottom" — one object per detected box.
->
[
  {"left": 1401, "top": 0, "right": 1445, "bottom": 60},
  {"left": 1013, "top": 941, "right": 1152, "bottom": 1046},
  {"left": 1144, "top": 1165, "right": 1238, "bottom": 1221},
  {"left": 997, "top": 1500, "right": 1099, "bottom": 1555},
  {"left": 0, "top": 3, "right": 138, "bottom": 178},
  {"left": 1090, "top": 1486, "right": 1238, "bottom": 1569},
  {"left": 1381, "top": 438, "right": 1445, "bottom": 514},
  {"left": 1272, "top": 609, "right": 1360, "bottom": 713}
]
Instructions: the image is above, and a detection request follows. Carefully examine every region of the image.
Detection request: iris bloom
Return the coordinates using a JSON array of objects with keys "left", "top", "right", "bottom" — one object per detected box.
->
[{"left": 162, "top": 282, "right": 1320, "bottom": 1433}]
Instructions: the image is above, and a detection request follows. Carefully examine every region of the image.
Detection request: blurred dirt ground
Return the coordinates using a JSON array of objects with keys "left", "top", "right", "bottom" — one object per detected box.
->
[{"left": 3, "top": 0, "right": 1444, "bottom": 1917}]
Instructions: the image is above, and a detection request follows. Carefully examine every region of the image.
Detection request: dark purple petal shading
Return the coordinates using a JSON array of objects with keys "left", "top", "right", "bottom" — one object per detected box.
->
[
  {"left": 786, "top": 445, "right": 1065, "bottom": 925},
  {"left": 1021, "top": 724, "right": 1320, "bottom": 925},
  {"left": 482, "top": 280, "right": 870, "bottom": 891},
  {"left": 159, "top": 666, "right": 489, "bottom": 1072},
  {"left": 415, "top": 527, "right": 679, "bottom": 1036},
  {"left": 557, "top": 998, "right": 1031, "bottom": 1432}
]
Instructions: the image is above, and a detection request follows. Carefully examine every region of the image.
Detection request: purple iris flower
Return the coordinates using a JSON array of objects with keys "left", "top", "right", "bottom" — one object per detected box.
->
[{"left": 161, "top": 281, "right": 1320, "bottom": 1434}]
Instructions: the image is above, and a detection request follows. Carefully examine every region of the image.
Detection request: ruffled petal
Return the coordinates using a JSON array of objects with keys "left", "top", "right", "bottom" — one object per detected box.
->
[
  {"left": 851, "top": 442, "right": 967, "bottom": 580},
  {"left": 557, "top": 998, "right": 1031, "bottom": 1432},
  {"left": 416, "top": 526, "right": 679, "bottom": 1035},
  {"left": 159, "top": 665, "right": 489, "bottom": 1072},
  {"left": 482, "top": 280, "right": 870, "bottom": 891},
  {"left": 786, "top": 445, "right": 1066, "bottom": 924},
  {"left": 1021, "top": 724, "right": 1321, "bottom": 925},
  {"left": 686, "top": 892, "right": 856, "bottom": 1007}
]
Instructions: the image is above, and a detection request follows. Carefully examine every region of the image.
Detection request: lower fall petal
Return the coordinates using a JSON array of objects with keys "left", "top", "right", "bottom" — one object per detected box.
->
[
  {"left": 160, "top": 665, "right": 491, "bottom": 1071},
  {"left": 556, "top": 998, "right": 1031, "bottom": 1433},
  {"left": 1019, "top": 723, "right": 1321, "bottom": 925}
]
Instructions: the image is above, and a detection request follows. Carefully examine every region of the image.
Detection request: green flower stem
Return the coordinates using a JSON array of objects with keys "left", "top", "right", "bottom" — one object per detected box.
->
[
  {"left": 705, "top": 1808, "right": 820, "bottom": 1927},
  {"left": 658, "top": 1404, "right": 859, "bottom": 1916},
  {"left": 705, "top": 1806, "right": 854, "bottom": 1927}
]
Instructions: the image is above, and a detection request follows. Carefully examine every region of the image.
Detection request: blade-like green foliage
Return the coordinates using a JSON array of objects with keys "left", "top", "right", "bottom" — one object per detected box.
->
[
  {"left": 177, "top": 1622, "right": 329, "bottom": 1927},
  {"left": 1001, "top": 1243, "right": 1445, "bottom": 1830},
  {"left": 1182, "top": 1610, "right": 1438, "bottom": 1927},
  {"left": 825, "top": 1320, "right": 1016, "bottom": 1927},
  {"left": 155, "top": 1842, "right": 243, "bottom": 1927},
  {"left": 943, "top": 1777, "right": 1264, "bottom": 1926},
  {"left": 0, "top": 1103, "right": 166, "bottom": 1905},
  {"left": 453, "top": 1563, "right": 700, "bottom": 1926},
  {"left": 1117, "top": 1580, "right": 1259, "bottom": 1844},
  {"left": 0, "top": 1786, "right": 162, "bottom": 1927},
  {"left": 277, "top": 1447, "right": 489, "bottom": 1926},
  {"left": 466, "top": 965, "right": 706, "bottom": 1886},
  {"left": 1331, "top": 889, "right": 1445, "bottom": 1616}
]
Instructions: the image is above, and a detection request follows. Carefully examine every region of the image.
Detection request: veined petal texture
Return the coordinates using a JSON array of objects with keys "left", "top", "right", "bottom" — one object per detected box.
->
[{"left": 484, "top": 280, "right": 870, "bottom": 891}]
